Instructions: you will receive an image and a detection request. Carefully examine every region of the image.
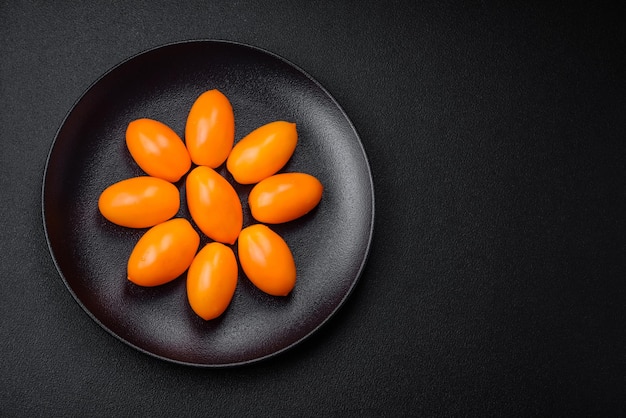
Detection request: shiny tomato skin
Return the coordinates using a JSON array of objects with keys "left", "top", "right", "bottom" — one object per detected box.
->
[
  {"left": 238, "top": 224, "right": 296, "bottom": 296},
  {"left": 185, "top": 89, "right": 235, "bottom": 168},
  {"left": 226, "top": 121, "right": 297, "bottom": 184},
  {"left": 98, "top": 176, "right": 180, "bottom": 228},
  {"left": 185, "top": 166, "right": 243, "bottom": 245},
  {"left": 248, "top": 173, "right": 323, "bottom": 224},
  {"left": 187, "top": 243, "right": 238, "bottom": 320},
  {"left": 127, "top": 218, "right": 200, "bottom": 287},
  {"left": 126, "top": 118, "right": 191, "bottom": 182}
]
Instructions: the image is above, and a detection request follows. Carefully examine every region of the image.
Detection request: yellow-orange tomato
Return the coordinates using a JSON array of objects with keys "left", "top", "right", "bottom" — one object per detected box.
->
[
  {"left": 187, "top": 243, "right": 238, "bottom": 320},
  {"left": 226, "top": 121, "right": 297, "bottom": 184},
  {"left": 126, "top": 118, "right": 191, "bottom": 182},
  {"left": 238, "top": 224, "right": 296, "bottom": 296},
  {"left": 249, "top": 173, "right": 323, "bottom": 224},
  {"left": 98, "top": 176, "right": 180, "bottom": 228},
  {"left": 185, "top": 166, "right": 242, "bottom": 244},
  {"left": 185, "top": 89, "right": 235, "bottom": 168},
  {"left": 127, "top": 218, "right": 200, "bottom": 287}
]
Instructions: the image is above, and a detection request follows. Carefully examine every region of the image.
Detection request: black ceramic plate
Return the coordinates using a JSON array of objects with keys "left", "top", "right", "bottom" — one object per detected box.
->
[{"left": 42, "top": 40, "right": 374, "bottom": 367}]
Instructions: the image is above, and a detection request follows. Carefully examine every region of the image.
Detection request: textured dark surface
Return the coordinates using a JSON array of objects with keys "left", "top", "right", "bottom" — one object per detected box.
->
[{"left": 1, "top": 1, "right": 625, "bottom": 416}]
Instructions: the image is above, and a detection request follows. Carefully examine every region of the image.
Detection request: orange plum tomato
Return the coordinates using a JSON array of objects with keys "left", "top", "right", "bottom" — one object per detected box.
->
[
  {"left": 185, "top": 166, "right": 243, "bottom": 245},
  {"left": 238, "top": 224, "right": 296, "bottom": 296},
  {"left": 127, "top": 218, "right": 200, "bottom": 287},
  {"left": 226, "top": 121, "right": 297, "bottom": 184},
  {"left": 248, "top": 173, "right": 323, "bottom": 224},
  {"left": 187, "top": 242, "right": 238, "bottom": 320},
  {"left": 98, "top": 176, "right": 180, "bottom": 228},
  {"left": 126, "top": 118, "right": 191, "bottom": 182},
  {"left": 185, "top": 89, "right": 235, "bottom": 168}
]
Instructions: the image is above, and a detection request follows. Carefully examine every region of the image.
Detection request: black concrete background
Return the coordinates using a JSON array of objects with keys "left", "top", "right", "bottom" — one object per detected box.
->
[{"left": 1, "top": 1, "right": 624, "bottom": 416}]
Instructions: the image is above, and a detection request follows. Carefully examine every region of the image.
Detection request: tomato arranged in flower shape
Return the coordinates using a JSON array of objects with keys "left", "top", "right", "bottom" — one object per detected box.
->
[
  {"left": 98, "top": 176, "right": 180, "bottom": 228},
  {"left": 248, "top": 173, "right": 323, "bottom": 224},
  {"left": 227, "top": 121, "right": 297, "bottom": 184},
  {"left": 185, "top": 89, "right": 235, "bottom": 168},
  {"left": 238, "top": 224, "right": 297, "bottom": 297},
  {"left": 126, "top": 118, "right": 191, "bottom": 182},
  {"left": 127, "top": 218, "right": 200, "bottom": 287},
  {"left": 98, "top": 89, "right": 323, "bottom": 321},
  {"left": 186, "top": 165, "right": 242, "bottom": 245},
  {"left": 187, "top": 242, "right": 238, "bottom": 320}
]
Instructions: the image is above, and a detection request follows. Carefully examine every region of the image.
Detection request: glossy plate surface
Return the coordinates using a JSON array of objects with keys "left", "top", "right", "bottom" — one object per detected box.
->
[{"left": 43, "top": 40, "right": 374, "bottom": 366}]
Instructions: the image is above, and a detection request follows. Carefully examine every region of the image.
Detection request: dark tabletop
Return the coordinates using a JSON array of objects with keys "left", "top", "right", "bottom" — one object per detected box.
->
[{"left": 1, "top": 1, "right": 625, "bottom": 416}]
